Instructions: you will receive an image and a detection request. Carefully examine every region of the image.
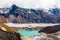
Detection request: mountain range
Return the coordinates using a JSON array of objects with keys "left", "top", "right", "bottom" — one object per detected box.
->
[{"left": 0, "top": 4, "right": 60, "bottom": 23}]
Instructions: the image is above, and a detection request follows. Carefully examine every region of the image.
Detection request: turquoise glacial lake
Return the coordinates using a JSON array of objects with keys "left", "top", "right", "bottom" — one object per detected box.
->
[{"left": 18, "top": 30, "right": 39, "bottom": 37}]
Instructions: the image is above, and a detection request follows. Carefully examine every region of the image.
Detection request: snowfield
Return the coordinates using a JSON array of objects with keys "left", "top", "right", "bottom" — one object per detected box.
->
[{"left": 5, "top": 23, "right": 60, "bottom": 27}]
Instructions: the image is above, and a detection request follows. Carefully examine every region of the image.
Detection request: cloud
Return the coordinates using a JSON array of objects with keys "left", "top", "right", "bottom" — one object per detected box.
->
[
  {"left": 0, "top": 0, "right": 59, "bottom": 9},
  {"left": 0, "top": 0, "right": 20, "bottom": 8},
  {"left": 19, "top": 0, "right": 55, "bottom": 9},
  {"left": 56, "top": 0, "right": 60, "bottom": 8}
]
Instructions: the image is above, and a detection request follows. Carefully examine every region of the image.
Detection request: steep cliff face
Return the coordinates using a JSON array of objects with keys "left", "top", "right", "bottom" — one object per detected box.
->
[
  {"left": 0, "top": 4, "right": 59, "bottom": 23},
  {"left": 49, "top": 8, "right": 60, "bottom": 23}
]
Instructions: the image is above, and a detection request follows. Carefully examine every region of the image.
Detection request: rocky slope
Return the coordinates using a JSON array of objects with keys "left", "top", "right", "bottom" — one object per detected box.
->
[{"left": 0, "top": 4, "right": 59, "bottom": 23}]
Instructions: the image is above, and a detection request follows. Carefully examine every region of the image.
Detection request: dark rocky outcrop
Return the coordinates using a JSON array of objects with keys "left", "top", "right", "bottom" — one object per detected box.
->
[
  {"left": 39, "top": 25, "right": 60, "bottom": 34},
  {"left": 0, "top": 29, "right": 21, "bottom": 40}
]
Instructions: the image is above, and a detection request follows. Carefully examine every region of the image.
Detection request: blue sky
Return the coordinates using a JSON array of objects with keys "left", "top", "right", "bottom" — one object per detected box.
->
[{"left": 0, "top": 0, "right": 60, "bottom": 9}]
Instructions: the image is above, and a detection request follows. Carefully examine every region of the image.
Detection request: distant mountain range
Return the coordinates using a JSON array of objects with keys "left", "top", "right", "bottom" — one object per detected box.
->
[{"left": 0, "top": 4, "right": 60, "bottom": 23}]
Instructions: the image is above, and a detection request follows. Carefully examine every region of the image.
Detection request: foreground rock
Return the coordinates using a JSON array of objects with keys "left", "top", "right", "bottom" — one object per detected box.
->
[{"left": 0, "top": 29, "right": 21, "bottom": 40}]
